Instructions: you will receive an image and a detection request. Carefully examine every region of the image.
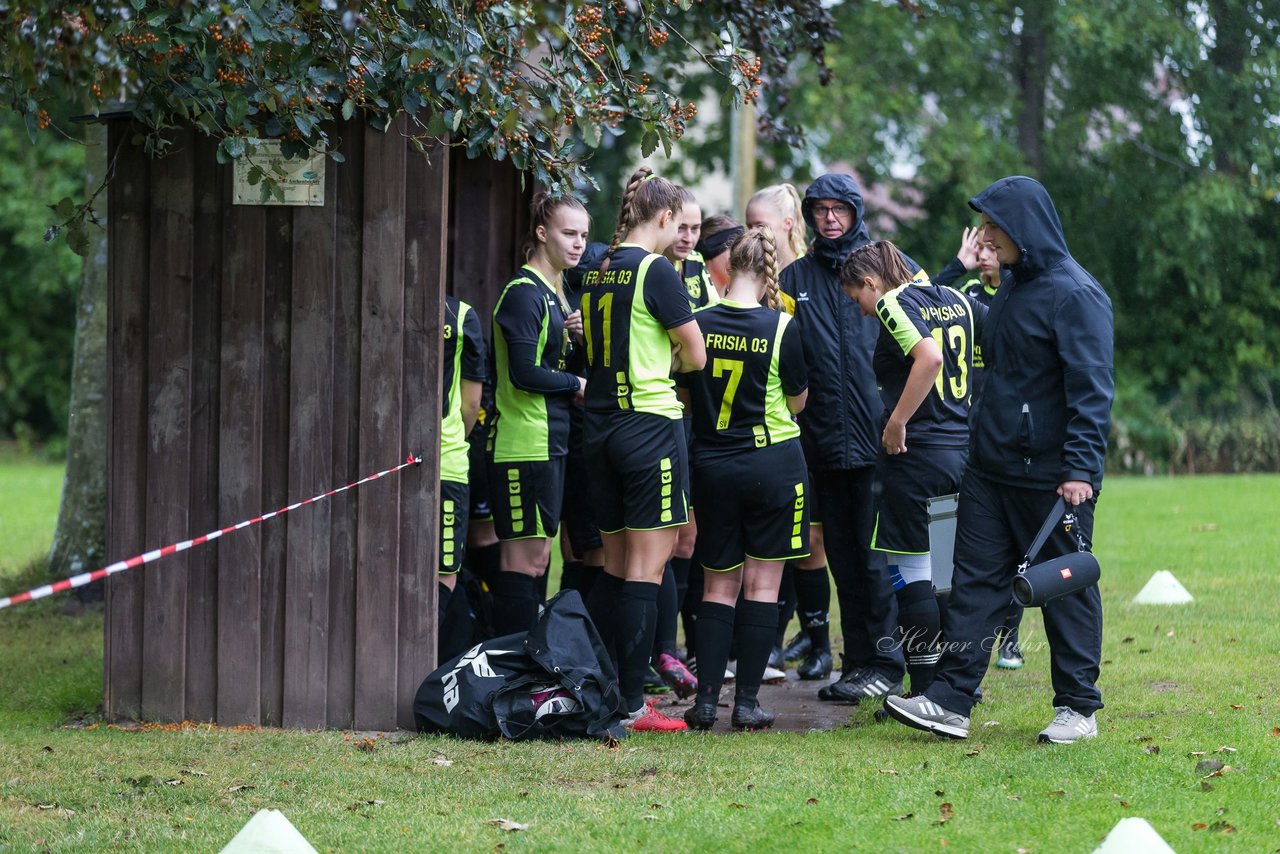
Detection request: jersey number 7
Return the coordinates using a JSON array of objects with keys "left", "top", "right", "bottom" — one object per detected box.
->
[{"left": 712, "top": 357, "right": 744, "bottom": 430}]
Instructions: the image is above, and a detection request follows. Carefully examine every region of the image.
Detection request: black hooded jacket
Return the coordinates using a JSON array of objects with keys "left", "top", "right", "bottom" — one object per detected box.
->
[
  {"left": 780, "top": 173, "right": 920, "bottom": 470},
  {"left": 967, "top": 176, "right": 1114, "bottom": 490}
]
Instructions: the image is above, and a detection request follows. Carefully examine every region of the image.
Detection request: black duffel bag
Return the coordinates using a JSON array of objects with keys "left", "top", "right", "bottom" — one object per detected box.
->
[{"left": 414, "top": 590, "right": 626, "bottom": 741}]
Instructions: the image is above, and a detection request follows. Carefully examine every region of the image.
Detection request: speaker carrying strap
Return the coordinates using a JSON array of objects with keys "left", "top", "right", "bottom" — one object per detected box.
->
[{"left": 1017, "top": 496, "right": 1067, "bottom": 574}]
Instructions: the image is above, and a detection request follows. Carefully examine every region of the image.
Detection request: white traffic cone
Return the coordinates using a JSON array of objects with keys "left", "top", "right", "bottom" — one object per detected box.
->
[
  {"left": 220, "top": 809, "right": 318, "bottom": 854},
  {"left": 1133, "top": 570, "right": 1194, "bottom": 605},
  {"left": 1092, "top": 817, "right": 1177, "bottom": 853}
]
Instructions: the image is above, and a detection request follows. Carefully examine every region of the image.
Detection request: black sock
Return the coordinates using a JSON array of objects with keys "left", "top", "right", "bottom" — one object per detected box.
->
[
  {"left": 490, "top": 571, "right": 536, "bottom": 636},
  {"left": 560, "top": 559, "right": 585, "bottom": 593},
  {"left": 653, "top": 562, "right": 679, "bottom": 658},
  {"left": 794, "top": 567, "right": 831, "bottom": 652},
  {"left": 534, "top": 560, "right": 549, "bottom": 605},
  {"left": 734, "top": 600, "right": 779, "bottom": 709},
  {"left": 681, "top": 561, "right": 703, "bottom": 654},
  {"left": 694, "top": 601, "right": 735, "bottom": 707},
  {"left": 580, "top": 564, "right": 602, "bottom": 601},
  {"left": 617, "top": 581, "right": 660, "bottom": 713},
  {"left": 586, "top": 571, "right": 624, "bottom": 667},
  {"left": 436, "top": 581, "right": 455, "bottom": 658},
  {"left": 775, "top": 563, "right": 797, "bottom": 647},
  {"left": 437, "top": 580, "right": 454, "bottom": 626},
  {"left": 896, "top": 580, "right": 941, "bottom": 692},
  {"left": 670, "top": 555, "right": 691, "bottom": 613},
  {"left": 466, "top": 542, "right": 500, "bottom": 586}
]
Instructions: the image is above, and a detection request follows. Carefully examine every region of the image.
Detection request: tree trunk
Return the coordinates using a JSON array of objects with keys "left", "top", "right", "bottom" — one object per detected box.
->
[
  {"left": 48, "top": 124, "right": 108, "bottom": 600},
  {"left": 1014, "top": 0, "right": 1049, "bottom": 175},
  {"left": 1205, "top": 0, "right": 1247, "bottom": 177}
]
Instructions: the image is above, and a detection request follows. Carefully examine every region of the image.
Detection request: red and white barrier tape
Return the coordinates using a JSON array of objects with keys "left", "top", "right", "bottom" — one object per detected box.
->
[{"left": 0, "top": 454, "right": 423, "bottom": 611}]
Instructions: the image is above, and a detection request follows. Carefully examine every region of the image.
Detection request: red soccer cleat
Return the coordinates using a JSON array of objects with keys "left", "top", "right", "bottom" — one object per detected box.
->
[{"left": 625, "top": 700, "right": 688, "bottom": 733}]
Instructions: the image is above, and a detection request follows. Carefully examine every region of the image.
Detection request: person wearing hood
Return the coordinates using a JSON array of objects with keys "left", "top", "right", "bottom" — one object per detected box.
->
[
  {"left": 886, "top": 176, "right": 1114, "bottom": 745},
  {"left": 779, "top": 173, "right": 918, "bottom": 701}
]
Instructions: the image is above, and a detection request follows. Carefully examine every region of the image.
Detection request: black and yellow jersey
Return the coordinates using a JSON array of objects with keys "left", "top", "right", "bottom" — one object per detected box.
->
[
  {"left": 580, "top": 244, "right": 695, "bottom": 419},
  {"left": 872, "top": 279, "right": 987, "bottom": 448},
  {"left": 489, "top": 265, "right": 578, "bottom": 462},
  {"left": 442, "top": 296, "right": 486, "bottom": 483},
  {"left": 961, "top": 277, "right": 1000, "bottom": 307},
  {"left": 684, "top": 299, "right": 807, "bottom": 456},
  {"left": 675, "top": 250, "right": 718, "bottom": 310}
]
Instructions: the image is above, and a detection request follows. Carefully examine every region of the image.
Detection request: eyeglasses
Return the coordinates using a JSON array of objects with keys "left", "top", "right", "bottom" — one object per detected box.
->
[{"left": 812, "top": 203, "right": 853, "bottom": 220}]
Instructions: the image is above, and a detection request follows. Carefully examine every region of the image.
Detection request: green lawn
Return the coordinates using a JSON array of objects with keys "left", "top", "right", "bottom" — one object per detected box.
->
[
  {"left": 0, "top": 451, "right": 63, "bottom": 577},
  {"left": 1, "top": 474, "right": 1278, "bottom": 852}
]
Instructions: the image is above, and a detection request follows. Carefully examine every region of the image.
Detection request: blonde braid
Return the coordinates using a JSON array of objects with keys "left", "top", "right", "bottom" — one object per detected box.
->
[
  {"left": 761, "top": 227, "right": 781, "bottom": 310},
  {"left": 602, "top": 167, "right": 651, "bottom": 273}
]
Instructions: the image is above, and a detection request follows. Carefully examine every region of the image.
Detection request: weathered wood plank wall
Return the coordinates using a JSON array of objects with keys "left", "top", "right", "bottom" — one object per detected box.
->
[{"left": 104, "top": 118, "right": 459, "bottom": 730}]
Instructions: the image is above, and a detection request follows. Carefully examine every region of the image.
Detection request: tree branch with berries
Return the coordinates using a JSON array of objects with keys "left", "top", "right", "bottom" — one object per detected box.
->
[{"left": 0, "top": 0, "right": 836, "bottom": 253}]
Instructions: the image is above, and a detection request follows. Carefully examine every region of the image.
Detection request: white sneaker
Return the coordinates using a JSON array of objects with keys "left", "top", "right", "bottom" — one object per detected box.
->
[
  {"left": 1038, "top": 706, "right": 1097, "bottom": 744},
  {"left": 724, "top": 661, "right": 736, "bottom": 682},
  {"left": 762, "top": 665, "right": 786, "bottom": 683}
]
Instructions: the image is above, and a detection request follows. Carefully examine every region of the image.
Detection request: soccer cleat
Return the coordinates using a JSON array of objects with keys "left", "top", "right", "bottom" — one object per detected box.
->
[
  {"left": 654, "top": 653, "right": 698, "bottom": 698},
  {"left": 625, "top": 701, "right": 688, "bottom": 733},
  {"left": 782, "top": 632, "right": 812, "bottom": 662},
  {"left": 884, "top": 694, "right": 970, "bottom": 739},
  {"left": 797, "top": 649, "right": 833, "bottom": 681},
  {"left": 683, "top": 702, "right": 718, "bottom": 731},
  {"left": 819, "top": 667, "right": 903, "bottom": 703},
  {"left": 643, "top": 665, "right": 670, "bottom": 694},
  {"left": 731, "top": 703, "right": 776, "bottom": 731},
  {"left": 995, "top": 653, "right": 1024, "bottom": 670},
  {"left": 1038, "top": 706, "right": 1097, "bottom": 744},
  {"left": 768, "top": 646, "right": 785, "bottom": 671}
]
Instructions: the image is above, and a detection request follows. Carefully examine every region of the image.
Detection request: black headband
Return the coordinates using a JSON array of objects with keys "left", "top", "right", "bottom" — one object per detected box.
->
[{"left": 696, "top": 226, "right": 745, "bottom": 261}]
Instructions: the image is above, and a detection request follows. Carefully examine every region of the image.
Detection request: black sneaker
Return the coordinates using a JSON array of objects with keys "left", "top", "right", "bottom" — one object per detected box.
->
[
  {"left": 684, "top": 702, "right": 717, "bottom": 731},
  {"left": 731, "top": 704, "right": 775, "bottom": 731},
  {"left": 819, "top": 669, "right": 902, "bottom": 703},
  {"left": 782, "top": 632, "right": 812, "bottom": 662},
  {"left": 796, "top": 649, "right": 833, "bottom": 681}
]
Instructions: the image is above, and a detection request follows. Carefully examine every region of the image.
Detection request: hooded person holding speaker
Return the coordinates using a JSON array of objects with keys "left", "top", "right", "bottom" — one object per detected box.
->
[{"left": 885, "top": 176, "right": 1114, "bottom": 745}]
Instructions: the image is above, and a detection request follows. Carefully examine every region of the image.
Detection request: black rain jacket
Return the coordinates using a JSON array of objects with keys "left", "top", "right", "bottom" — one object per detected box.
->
[
  {"left": 967, "top": 176, "right": 1114, "bottom": 490},
  {"left": 780, "top": 173, "right": 920, "bottom": 470}
]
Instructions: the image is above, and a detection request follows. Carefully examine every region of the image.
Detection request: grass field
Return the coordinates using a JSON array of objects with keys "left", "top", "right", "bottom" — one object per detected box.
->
[
  {"left": 0, "top": 450, "right": 62, "bottom": 577},
  {"left": 1, "top": 472, "right": 1278, "bottom": 852}
]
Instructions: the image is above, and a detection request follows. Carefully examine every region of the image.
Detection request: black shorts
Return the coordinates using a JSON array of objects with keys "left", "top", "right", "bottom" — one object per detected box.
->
[
  {"left": 583, "top": 409, "right": 689, "bottom": 533},
  {"left": 560, "top": 410, "right": 602, "bottom": 555},
  {"left": 691, "top": 440, "right": 810, "bottom": 571},
  {"left": 467, "top": 426, "right": 492, "bottom": 521},
  {"left": 488, "top": 457, "right": 566, "bottom": 541},
  {"left": 871, "top": 446, "right": 966, "bottom": 554},
  {"left": 440, "top": 479, "right": 470, "bottom": 574}
]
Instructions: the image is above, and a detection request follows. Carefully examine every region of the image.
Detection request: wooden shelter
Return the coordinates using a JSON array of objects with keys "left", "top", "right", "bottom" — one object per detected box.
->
[{"left": 104, "top": 117, "right": 530, "bottom": 730}]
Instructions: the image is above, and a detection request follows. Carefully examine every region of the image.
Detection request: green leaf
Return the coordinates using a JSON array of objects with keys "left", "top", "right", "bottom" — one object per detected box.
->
[
  {"left": 342, "top": 98, "right": 355, "bottom": 121},
  {"left": 51, "top": 197, "right": 76, "bottom": 220},
  {"left": 579, "top": 117, "right": 602, "bottom": 149},
  {"left": 641, "top": 130, "right": 659, "bottom": 158},
  {"left": 452, "top": 109, "right": 464, "bottom": 133},
  {"left": 329, "top": 150, "right": 346, "bottom": 163},
  {"left": 247, "top": 165, "right": 264, "bottom": 186},
  {"left": 225, "top": 94, "right": 249, "bottom": 127}
]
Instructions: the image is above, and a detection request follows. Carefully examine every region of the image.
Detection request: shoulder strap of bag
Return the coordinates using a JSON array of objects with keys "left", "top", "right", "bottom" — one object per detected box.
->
[{"left": 1019, "top": 496, "right": 1066, "bottom": 573}]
